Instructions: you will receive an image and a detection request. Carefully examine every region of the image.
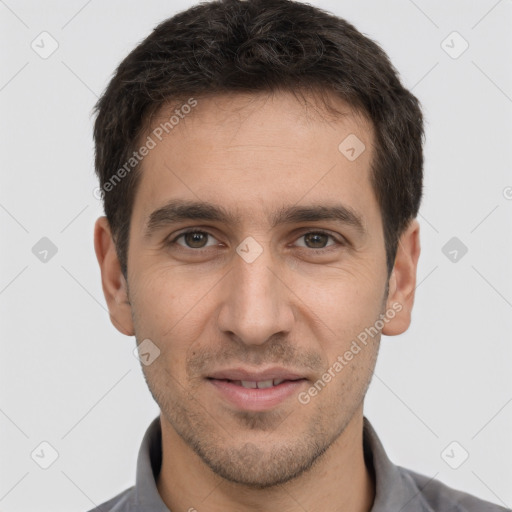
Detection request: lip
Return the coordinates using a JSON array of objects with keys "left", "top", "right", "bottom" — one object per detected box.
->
[
  {"left": 208, "top": 378, "right": 307, "bottom": 411},
  {"left": 206, "top": 367, "right": 308, "bottom": 411},
  {"left": 207, "top": 367, "right": 306, "bottom": 382}
]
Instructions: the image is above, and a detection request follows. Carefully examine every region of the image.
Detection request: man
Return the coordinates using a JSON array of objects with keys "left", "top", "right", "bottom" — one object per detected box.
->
[{"left": 91, "top": 0, "right": 507, "bottom": 510}]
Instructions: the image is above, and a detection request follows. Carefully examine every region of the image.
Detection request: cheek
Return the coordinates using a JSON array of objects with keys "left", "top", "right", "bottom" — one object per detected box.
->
[
  {"left": 131, "top": 264, "right": 213, "bottom": 328},
  {"left": 291, "top": 262, "right": 385, "bottom": 343},
  {"left": 129, "top": 270, "right": 207, "bottom": 367}
]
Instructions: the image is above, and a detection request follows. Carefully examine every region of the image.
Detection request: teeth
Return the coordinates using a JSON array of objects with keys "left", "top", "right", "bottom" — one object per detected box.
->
[
  {"left": 240, "top": 380, "right": 258, "bottom": 389},
  {"left": 256, "top": 379, "right": 274, "bottom": 389},
  {"left": 236, "top": 379, "right": 286, "bottom": 389}
]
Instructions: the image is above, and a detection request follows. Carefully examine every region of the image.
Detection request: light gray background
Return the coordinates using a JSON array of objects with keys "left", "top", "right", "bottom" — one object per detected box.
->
[{"left": 1, "top": 0, "right": 511, "bottom": 511}]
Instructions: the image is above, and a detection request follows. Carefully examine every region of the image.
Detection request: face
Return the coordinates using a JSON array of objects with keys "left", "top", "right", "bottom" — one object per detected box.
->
[{"left": 95, "top": 90, "right": 419, "bottom": 488}]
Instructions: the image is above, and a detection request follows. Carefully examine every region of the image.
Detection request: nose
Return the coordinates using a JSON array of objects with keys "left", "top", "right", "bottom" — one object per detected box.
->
[{"left": 216, "top": 243, "right": 295, "bottom": 347}]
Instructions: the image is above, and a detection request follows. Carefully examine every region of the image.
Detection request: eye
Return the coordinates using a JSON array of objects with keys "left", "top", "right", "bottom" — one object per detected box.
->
[
  {"left": 172, "top": 230, "right": 219, "bottom": 249},
  {"left": 167, "top": 229, "right": 344, "bottom": 253},
  {"left": 294, "top": 231, "right": 340, "bottom": 249}
]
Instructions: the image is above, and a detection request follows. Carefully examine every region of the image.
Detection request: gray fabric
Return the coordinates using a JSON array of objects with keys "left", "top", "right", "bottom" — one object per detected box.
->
[{"left": 87, "top": 416, "right": 509, "bottom": 512}]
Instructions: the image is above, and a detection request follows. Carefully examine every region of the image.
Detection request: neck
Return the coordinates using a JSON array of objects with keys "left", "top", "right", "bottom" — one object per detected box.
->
[{"left": 156, "top": 410, "right": 375, "bottom": 512}]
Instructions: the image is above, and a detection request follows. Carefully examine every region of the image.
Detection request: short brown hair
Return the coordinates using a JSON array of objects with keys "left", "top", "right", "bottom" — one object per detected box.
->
[{"left": 93, "top": 0, "right": 424, "bottom": 278}]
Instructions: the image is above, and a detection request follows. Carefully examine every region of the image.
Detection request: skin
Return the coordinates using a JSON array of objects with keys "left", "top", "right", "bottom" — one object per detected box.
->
[{"left": 94, "top": 90, "right": 420, "bottom": 512}]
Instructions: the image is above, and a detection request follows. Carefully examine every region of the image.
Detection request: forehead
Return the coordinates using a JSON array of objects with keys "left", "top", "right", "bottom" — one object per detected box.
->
[{"left": 132, "top": 90, "right": 380, "bottom": 233}]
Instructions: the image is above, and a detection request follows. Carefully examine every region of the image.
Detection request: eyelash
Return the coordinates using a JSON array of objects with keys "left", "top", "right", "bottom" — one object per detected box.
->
[{"left": 167, "top": 229, "right": 345, "bottom": 252}]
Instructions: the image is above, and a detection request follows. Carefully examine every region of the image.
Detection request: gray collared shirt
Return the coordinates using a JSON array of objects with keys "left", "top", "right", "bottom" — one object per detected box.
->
[{"left": 88, "top": 416, "right": 509, "bottom": 512}]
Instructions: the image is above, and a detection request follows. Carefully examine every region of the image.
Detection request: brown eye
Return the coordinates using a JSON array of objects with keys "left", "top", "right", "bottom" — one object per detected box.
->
[
  {"left": 185, "top": 232, "right": 208, "bottom": 248},
  {"left": 294, "top": 231, "right": 339, "bottom": 250},
  {"left": 173, "top": 230, "right": 217, "bottom": 249},
  {"left": 303, "top": 232, "right": 330, "bottom": 249}
]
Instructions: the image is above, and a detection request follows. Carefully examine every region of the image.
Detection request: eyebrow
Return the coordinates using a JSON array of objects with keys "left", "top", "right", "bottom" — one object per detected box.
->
[{"left": 143, "top": 199, "right": 366, "bottom": 239}]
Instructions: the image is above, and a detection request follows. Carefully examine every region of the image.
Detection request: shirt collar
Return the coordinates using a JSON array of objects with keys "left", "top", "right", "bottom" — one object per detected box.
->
[
  {"left": 135, "top": 416, "right": 169, "bottom": 511},
  {"left": 362, "top": 417, "right": 435, "bottom": 512},
  {"left": 134, "top": 415, "right": 435, "bottom": 512}
]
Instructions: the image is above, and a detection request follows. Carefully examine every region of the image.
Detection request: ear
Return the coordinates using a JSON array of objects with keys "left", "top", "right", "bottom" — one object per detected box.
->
[
  {"left": 94, "top": 216, "right": 134, "bottom": 336},
  {"left": 382, "top": 218, "right": 421, "bottom": 336}
]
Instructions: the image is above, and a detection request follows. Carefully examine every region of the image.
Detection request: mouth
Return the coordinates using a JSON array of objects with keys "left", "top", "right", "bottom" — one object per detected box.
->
[
  {"left": 206, "top": 370, "right": 308, "bottom": 411},
  {"left": 207, "top": 377, "right": 305, "bottom": 389}
]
